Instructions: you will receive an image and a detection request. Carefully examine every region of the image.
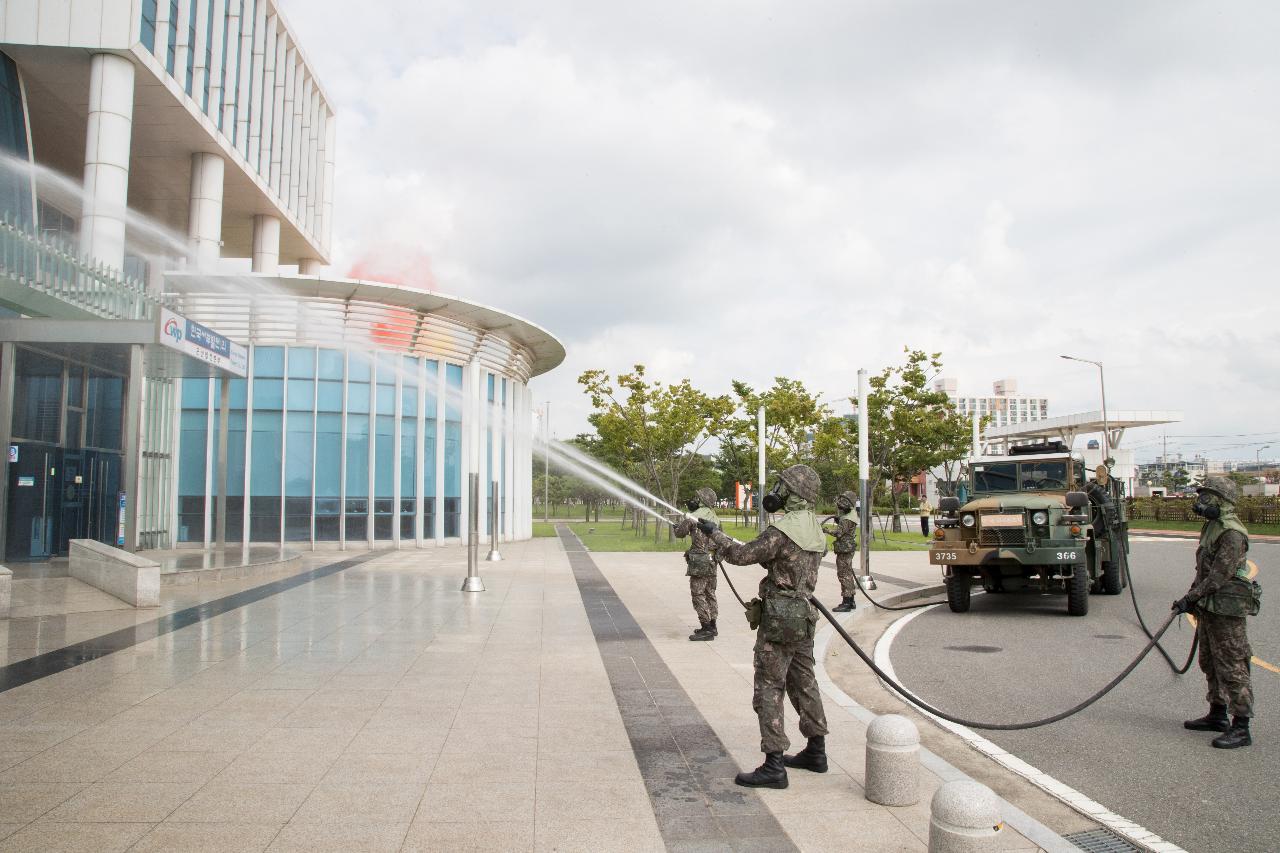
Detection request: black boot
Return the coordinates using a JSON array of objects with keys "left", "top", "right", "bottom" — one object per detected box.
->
[
  {"left": 734, "top": 752, "right": 788, "bottom": 789},
  {"left": 833, "top": 597, "right": 855, "bottom": 613},
  {"left": 1212, "top": 716, "right": 1252, "bottom": 749},
  {"left": 706, "top": 619, "right": 718, "bottom": 637},
  {"left": 689, "top": 622, "right": 714, "bottom": 641},
  {"left": 783, "top": 736, "right": 828, "bottom": 773},
  {"left": 1184, "top": 703, "right": 1230, "bottom": 732}
]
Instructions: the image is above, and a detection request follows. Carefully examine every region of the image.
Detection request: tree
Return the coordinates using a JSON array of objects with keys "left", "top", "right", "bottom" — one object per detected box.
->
[
  {"left": 578, "top": 365, "right": 735, "bottom": 511},
  {"left": 1160, "top": 466, "right": 1190, "bottom": 493},
  {"left": 716, "top": 377, "right": 830, "bottom": 500},
  {"left": 856, "top": 348, "right": 974, "bottom": 529}
]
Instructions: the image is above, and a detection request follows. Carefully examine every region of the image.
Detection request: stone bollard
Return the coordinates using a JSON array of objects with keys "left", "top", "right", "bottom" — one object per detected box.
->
[
  {"left": 929, "top": 779, "right": 1002, "bottom": 853},
  {"left": 864, "top": 713, "right": 919, "bottom": 806}
]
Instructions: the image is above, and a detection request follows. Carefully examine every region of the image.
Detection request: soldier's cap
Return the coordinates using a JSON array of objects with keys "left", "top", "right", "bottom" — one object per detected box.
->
[
  {"left": 1196, "top": 475, "right": 1240, "bottom": 504},
  {"left": 695, "top": 487, "right": 718, "bottom": 508},
  {"left": 837, "top": 490, "right": 857, "bottom": 505},
  {"left": 778, "top": 464, "right": 821, "bottom": 503}
]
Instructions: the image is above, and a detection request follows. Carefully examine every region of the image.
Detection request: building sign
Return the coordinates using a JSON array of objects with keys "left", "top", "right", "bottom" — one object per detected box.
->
[
  {"left": 17, "top": 475, "right": 34, "bottom": 487},
  {"left": 8, "top": 445, "right": 16, "bottom": 463},
  {"left": 158, "top": 308, "right": 248, "bottom": 377},
  {"left": 117, "top": 492, "right": 126, "bottom": 546}
]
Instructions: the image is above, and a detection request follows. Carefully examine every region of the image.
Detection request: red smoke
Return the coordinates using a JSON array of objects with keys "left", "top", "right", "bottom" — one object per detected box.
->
[{"left": 346, "top": 245, "right": 438, "bottom": 292}]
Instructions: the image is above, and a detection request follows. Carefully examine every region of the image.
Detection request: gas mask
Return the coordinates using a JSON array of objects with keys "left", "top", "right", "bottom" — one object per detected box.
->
[
  {"left": 685, "top": 499, "right": 700, "bottom": 512},
  {"left": 836, "top": 499, "right": 853, "bottom": 513},
  {"left": 1193, "top": 494, "right": 1222, "bottom": 521},
  {"left": 761, "top": 482, "right": 787, "bottom": 514}
]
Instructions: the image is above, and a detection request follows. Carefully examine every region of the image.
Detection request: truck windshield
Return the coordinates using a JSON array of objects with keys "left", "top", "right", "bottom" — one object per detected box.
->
[{"left": 972, "top": 460, "right": 1070, "bottom": 493}]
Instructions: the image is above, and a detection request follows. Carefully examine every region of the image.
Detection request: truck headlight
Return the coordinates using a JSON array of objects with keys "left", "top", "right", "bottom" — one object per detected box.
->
[
  {"left": 961, "top": 513, "right": 975, "bottom": 528},
  {"left": 1031, "top": 511, "right": 1048, "bottom": 526}
]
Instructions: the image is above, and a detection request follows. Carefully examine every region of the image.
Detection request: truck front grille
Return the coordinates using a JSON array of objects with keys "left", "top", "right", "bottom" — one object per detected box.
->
[{"left": 979, "top": 527, "right": 1026, "bottom": 546}]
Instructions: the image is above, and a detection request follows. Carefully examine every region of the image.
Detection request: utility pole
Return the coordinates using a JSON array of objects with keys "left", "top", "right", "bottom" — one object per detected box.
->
[
  {"left": 857, "top": 369, "right": 876, "bottom": 590},
  {"left": 757, "top": 405, "right": 766, "bottom": 532}
]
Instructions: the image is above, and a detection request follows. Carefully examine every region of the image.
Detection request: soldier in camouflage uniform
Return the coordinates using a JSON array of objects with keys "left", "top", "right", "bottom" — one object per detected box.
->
[
  {"left": 822, "top": 490, "right": 859, "bottom": 612},
  {"left": 700, "top": 464, "right": 830, "bottom": 788},
  {"left": 1174, "top": 476, "right": 1261, "bottom": 749},
  {"left": 675, "top": 487, "right": 721, "bottom": 641}
]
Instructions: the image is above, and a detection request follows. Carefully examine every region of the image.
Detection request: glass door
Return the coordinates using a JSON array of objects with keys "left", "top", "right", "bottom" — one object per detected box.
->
[{"left": 4, "top": 443, "right": 57, "bottom": 561}]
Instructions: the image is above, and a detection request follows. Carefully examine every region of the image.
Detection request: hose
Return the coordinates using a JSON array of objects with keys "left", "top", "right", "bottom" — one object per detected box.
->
[
  {"left": 1111, "top": 526, "right": 1199, "bottom": 674},
  {"left": 716, "top": 556, "right": 749, "bottom": 608},
  {"left": 852, "top": 570, "right": 947, "bottom": 611},
  {"left": 811, "top": 595, "right": 1183, "bottom": 730}
]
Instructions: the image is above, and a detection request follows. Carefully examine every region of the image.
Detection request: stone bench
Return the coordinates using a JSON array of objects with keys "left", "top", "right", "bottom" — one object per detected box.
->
[
  {"left": 69, "top": 540, "right": 160, "bottom": 608},
  {"left": 0, "top": 565, "right": 10, "bottom": 618}
]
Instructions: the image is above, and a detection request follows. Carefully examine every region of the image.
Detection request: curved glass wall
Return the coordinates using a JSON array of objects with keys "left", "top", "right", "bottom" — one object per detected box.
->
[{"left": 178, "top": 345, "right": 521, "bottom": 547}]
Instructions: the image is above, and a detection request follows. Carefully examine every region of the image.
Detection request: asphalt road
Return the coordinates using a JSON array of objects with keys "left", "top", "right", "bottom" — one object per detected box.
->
[{"left": 886, "top": 537, "right": 1278, "bottom": 853}]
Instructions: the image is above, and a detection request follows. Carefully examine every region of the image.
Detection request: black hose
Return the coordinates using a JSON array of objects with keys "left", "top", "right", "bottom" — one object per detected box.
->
[
  {"left": 812, "top": 596, "right": 1183, "bottom": 730},
  {"left": 716, "top": 556, "right": 749, "bottom": 608},
  {"left": 851, "top": 570, "right": 946, "bottom": 611},
  {"left": 1112, "top": 528, "right": 1198, "bottom": 674}
]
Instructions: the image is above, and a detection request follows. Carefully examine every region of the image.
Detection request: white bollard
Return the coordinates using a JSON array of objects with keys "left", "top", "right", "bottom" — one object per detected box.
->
[
  {"left": 864, "top": 713, "right": 919, "bottom": 806},
  {"left": 929, "top": 779, "right": 1003, "bottom": 853}
]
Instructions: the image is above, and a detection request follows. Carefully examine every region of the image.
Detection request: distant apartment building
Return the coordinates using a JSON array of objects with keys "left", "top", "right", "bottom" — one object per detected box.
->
[{"left": 934, "top": 378, "right": 1049, "bottom": 430}]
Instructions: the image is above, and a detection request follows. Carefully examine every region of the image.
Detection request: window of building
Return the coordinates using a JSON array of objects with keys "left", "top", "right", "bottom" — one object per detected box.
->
[
  {"left": 444, "top": 363, "right": 462, "bottom": 537},
  {"left": 185, "top": 0, "right": 198, "bottom": 95},
  {"left": 314, "top": 349, "right": 342, "bottom": 540},
  {"left": 201, "top": 0, "right": 216, "bottom": 113},
  {"left": 424, "top": 360, "right": 438, "bottom": 538},
  {"left": 400, "top": 355, "right": 418, "bottom": 540},
  {"left": 140, "top": 0, "right": 159, "bottom": 53},
  {"left": 166, "top": 0, "right": 179, "bottom": 76},
  {"left": 345, "top": 352, "right": 372, "bottom": 540},
  {"left": 11, "top": 348, "right": 61, "bottom": 444},
  {"left": 0, "top": 52, "right": 33, "bottom": 230}
]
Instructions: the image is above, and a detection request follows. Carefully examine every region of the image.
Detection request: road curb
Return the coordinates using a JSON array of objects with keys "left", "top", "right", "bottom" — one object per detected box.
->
[
  {"left": 812, "top": 587, "right": 1080, "bottom": 853},
  {"left": 868, "top": 593, "right": 1188, "bottom": 853}
]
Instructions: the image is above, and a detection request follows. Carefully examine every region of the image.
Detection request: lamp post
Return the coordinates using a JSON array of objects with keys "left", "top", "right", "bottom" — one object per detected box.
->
[{"left": 1060, "top": 355, "right": 1110, "bottom": 465}]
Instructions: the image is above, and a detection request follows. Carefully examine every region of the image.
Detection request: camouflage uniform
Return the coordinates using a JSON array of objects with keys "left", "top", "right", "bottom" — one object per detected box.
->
[
  {"left": 1188, "top": 519, "right": 1253, "bottom": 719},
  {"left": 675, "top": 487, "right": 720, "bottom": 625},
  {"left": 711, "top": 522, "right": 829, "bottom": 755},
  {"left": 826, "top": 491, "right": 859, "bottom": 599}
]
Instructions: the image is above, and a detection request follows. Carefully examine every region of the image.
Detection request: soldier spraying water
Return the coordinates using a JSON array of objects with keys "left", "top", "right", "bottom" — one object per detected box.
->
[
  {"left": 700, "top": 464, "right": 830, "bottom": 788},
  {"left": 674, "top": 487, "right": 722, "bottom": 641}
]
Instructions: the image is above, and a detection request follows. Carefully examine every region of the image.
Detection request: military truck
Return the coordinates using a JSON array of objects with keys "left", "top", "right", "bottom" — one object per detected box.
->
[{"left": 929, "top": 442, "right": 1130, "bottom": 616}]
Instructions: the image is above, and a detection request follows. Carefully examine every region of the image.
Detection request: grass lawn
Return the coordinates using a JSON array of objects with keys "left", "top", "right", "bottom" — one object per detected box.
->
[
  {"left": 1129, "top": 519, "right": 1280, "bottom": 537},
  {"left": 533, "top": 517, "right": 931, "bottom": 552}
]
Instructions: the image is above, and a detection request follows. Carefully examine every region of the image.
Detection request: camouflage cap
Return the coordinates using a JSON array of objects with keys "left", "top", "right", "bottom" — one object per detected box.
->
[
  {"left": 695, "top": 487, "right": 718, "bottom": 508},
  {"left": 836, "top": 490, "right": 857, "bottom": 505},
  {"left": 779, "top": 464, "right": 821, "bottom": 503},
  {"left": 1197, "top": 475, "right": 1240, "bottom": 504}
]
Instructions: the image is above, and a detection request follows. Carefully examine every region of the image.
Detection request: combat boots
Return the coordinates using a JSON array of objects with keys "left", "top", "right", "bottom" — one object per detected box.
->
[
  {"left": 734, "top": 752, "right": 788, "bottom": 789},
  {"left": 688, "top": 620, "right": 717, "bottom": 641},
  {"left": 1184, "top": 703, "right": 1231, "bottom": 732},
  {"left": 782, "top": 736, "right": 828, "bottom": 773},
  {"left": 833, "top": 597, "right": 855, "bottom": 613},
  {"left": 1212, "top": 716, "right": 1252, "bottom": 749}
]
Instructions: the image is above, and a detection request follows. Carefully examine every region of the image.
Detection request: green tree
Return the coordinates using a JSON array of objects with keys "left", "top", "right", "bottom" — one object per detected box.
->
[
  {"left": 716, "top": 377, "right": 831, "bottom": 500},
  {"left": 856, "top": 348, "right": 974, "bottom": 529},
  {"left": 578, "top": 365, "right": 735, "bottom": 511},
  {"left": 1160, "top": 466, "right": 1190, "bottom": 493}
]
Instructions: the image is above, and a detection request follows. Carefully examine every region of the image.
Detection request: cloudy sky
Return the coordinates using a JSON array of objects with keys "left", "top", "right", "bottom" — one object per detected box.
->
[{"left": 286, "top": 1, "right": 1279, "bottom": 464}]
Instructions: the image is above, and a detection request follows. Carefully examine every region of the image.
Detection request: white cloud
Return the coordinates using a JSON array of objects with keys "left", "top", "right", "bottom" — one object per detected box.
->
[{"left": 287, "top": 0, "right": 1280, "bottom": 462}]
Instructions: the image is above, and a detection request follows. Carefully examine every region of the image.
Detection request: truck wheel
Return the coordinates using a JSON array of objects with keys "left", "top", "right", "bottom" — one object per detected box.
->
[
  {"left": 1067, "top": 566, "right": 1089, "bottom": 616},
  {"left": 1101, "top": 561, "right": 1122, "bottom": 595},
  {"left": 946, "top": 573, "right": 971, "bottom": 613}
]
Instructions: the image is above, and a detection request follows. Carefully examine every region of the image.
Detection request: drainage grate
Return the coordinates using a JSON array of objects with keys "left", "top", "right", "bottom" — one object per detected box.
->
[{"left": 1064, "top": 828, "right": 1144, "bottom": 853}]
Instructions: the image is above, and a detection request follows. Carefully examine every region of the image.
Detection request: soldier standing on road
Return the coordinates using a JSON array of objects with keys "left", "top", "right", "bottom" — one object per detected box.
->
[
  {"left": 822, "top": 490, "right": 858, "bottom": 612},
  {"left": 1174, "top": 476, "right": 1262, "bottom": 749},
  {"left": 675, "top": 487, "right": 721, "bottom": 641},
  {"left": 700, "top": 464, "right": 830, "bottom": 788}
]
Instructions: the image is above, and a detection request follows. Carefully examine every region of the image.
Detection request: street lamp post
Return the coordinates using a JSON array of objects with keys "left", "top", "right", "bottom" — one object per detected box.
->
[{"left": 1061, "top": 355, "right": 1110, "bottom": 465}]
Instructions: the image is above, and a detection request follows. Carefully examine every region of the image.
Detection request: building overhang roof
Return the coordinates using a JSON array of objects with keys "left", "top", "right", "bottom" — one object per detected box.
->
[{"left": 164, "top": 273, "right": 567, "bottom": 378}]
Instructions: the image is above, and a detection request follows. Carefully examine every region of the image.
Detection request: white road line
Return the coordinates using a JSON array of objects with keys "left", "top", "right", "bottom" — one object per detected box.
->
[{"left": 872, "top": 606, "right": 1188, "bottom": 853}]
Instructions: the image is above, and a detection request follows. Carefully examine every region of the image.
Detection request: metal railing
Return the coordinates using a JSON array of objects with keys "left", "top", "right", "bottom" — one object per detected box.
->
[{"left": 0, "top": 217, "right": 164, "bottom": 321}]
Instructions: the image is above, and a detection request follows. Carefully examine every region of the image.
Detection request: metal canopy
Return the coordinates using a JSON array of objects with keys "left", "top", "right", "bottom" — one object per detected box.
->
[{"left": 982, "top": 410, "right": 1183, "bottom": 453}]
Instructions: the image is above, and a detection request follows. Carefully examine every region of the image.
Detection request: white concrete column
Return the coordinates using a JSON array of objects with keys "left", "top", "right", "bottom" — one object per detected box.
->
[
  {"left": 187, "top": 152, "right": 224, "bottom": 269},
  {"left": 251, "top": 214, "right": 280, "bottom": 273},
  {"left": 80, "top": 53, "right": 135, "bottom": 271},
  {"left": 298, "top": 257, "right": 323, "bottom": 276}
]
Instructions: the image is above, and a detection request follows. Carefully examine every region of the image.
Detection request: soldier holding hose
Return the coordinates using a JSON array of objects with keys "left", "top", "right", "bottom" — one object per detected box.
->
[
  {"left": 675, "top": 487, "right": 721, "bottom": 641},
  {"left": 699, "top": 464, "right": 830, "bottom": 788}
]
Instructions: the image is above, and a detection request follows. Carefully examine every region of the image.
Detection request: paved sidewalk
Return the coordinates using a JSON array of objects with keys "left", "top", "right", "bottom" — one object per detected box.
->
[{"left": 0, "top": 534, "right": 1066, "bottom": 851}]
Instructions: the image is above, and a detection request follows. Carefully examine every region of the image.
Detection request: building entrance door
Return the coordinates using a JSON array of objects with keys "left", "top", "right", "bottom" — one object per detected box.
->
[
  {"left": 4, "top": 443, "right": 57, "bottom": 560},
  {"left": 82, "top": 450, "right": 122, "bottom": 548}
]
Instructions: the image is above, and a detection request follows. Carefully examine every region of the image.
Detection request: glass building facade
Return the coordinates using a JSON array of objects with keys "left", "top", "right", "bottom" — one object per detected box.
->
[{"left": 175, "top": 340, "right": 530, "bottom": 548}]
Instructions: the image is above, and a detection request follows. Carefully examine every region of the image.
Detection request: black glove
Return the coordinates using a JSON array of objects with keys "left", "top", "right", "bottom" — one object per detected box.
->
[
  {"left": 1171, "top": 595, "right": 1195, "bottom": 614},
  {"left": 696, "top": 518, "right": 718, "bottom": 536}
]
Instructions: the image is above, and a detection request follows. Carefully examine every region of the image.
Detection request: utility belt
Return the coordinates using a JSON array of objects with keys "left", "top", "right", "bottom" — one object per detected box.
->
[
  {"left": 684, "top": 551, "right": 716, "bottom": 578},
  {"left": 1201, "top": 568, "right": 1262, "bottom": 618},
  {"left": 744, "top": 588, "right": 815, "bottom": 644}
]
